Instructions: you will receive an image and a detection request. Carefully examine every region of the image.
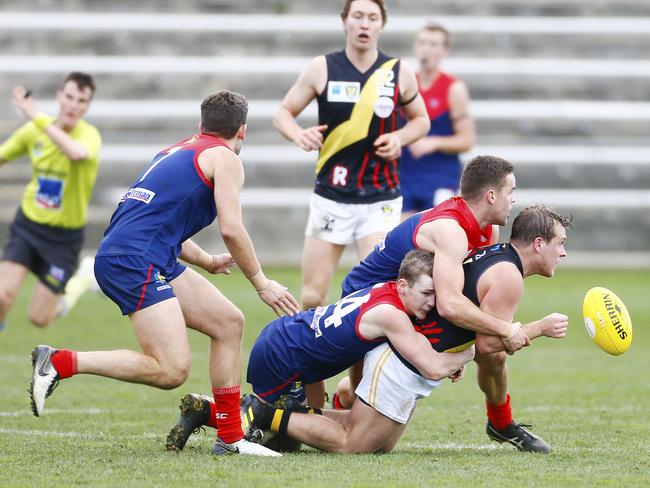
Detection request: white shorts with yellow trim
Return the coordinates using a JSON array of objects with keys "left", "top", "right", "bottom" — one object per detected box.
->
[
  {"left": 355, "top": 343, "right": 441, "bottom": 424},
  {"left": 305, "top": 193, "right": 402, "bottom": 245}
]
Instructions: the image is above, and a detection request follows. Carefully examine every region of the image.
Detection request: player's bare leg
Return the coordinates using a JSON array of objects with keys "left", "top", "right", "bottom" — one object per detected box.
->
[
  {"left": 170, "top": 268, "right": 280, "bottom": 456},
  {"left": 475, "top": 351, "right": 551, "bottom": 453},
  {"left": 286, "top": 398, "right": 406, "bottom": 453},
  {"left": 27, "top": 282, "right": 64, "bottom": 328},
  {"left": 355, "top": 232, "right": 384, "bottom": 261},
  {"left": 0, "top": 261, "right": 29, "bottom": 331},
  {"left": 301, "top": 236, "right": 345, "bottom": 309}
]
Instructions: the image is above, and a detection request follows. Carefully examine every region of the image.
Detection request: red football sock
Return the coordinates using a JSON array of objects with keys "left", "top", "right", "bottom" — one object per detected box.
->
[
  {"left": 213, "top": 385, "right": 243, "bottom": 444},
  {"left": 206, "top": 399, "right": 218, "bottom": 429},
  {"left": 50, "top": 349, "right": 78, "bottom": 379},
  {"left": 486, "top": 393, "right": 512, "bottom": 431}
]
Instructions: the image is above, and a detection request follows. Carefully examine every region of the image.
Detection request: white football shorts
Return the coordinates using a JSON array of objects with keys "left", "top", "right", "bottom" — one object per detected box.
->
[
  {"left": 356, "top": 342, "right": 441, "bottom": 424},
  {"left": 304, "top": 193, "right": 402, "bottom": 245}
]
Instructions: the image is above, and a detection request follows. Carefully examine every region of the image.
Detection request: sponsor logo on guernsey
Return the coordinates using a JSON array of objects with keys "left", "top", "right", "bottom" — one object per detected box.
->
[
  {"left": 310, "top": 306, "right": 327, "bottom": 338},
  {"left": 327, "top": 81, "right": 360, "bottom": 103},
  {"left": 122, "top": 187, "right": 156, "bottom": 204}
]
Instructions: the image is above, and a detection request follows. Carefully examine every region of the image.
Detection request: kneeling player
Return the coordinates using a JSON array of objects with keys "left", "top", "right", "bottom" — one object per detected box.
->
[
  {"left": 312, "top": 205, "right": 571, "bottom": 454},
  {"left": 166, "top": 249, "right": 475, "bottom": 451}
]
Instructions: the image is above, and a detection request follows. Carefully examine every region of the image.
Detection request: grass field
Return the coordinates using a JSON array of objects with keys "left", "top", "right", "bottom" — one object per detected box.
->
[{"left": 1, "top": 266, "right": 648, "bottom": 487}]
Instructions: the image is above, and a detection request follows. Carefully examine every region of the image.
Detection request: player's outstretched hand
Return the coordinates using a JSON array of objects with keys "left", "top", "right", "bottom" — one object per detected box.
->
[
  {"left": 11, "top": 85, "right": 37, "bottom": 119},
  {"left": 539, "top": 313, "right": 569, "bottom": 338},
  {"left": 257, "top": 280, "right": 300, "bottom": 317},
  {"left": 374, "top": 133, "right": 401, "bottom": 160},
  {"left": 296, "top": 124, "right": 327, "bottom": 152},
  {"left": 502, "top": 322, "right": 530, "bottom": 354},
  {"left": 448, "top": 365, "right": 465, "bottom": 383},
  {"left": 204, "top": 253, "right": 236, "bottom": 275}
]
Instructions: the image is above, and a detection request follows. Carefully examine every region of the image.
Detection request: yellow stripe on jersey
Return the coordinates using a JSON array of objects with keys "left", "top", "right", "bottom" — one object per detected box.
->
[
  {"left": 315, "top": 58, "right": 398, "bottom": 175},
  {"left": 444, "top": 340, "right": 476, "bottom": 353},
  {"left": 369, "top": 346, "right": 393, "bottom": 406}
]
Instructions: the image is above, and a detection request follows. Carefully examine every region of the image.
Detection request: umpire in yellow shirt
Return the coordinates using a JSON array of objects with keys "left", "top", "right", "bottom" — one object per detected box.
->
[{"left": 0, "top": 72, "right": 101, "bottom": 330}]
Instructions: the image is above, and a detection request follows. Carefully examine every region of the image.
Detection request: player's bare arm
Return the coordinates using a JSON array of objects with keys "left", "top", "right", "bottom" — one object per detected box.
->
[
  {"left": 179, "top": 239, "right": 235, "bottom": 275},
  {"left": 417, "top": 219, "right": 529, "bottom": 352},
  {"left": 374, "top": 61, "right": 429, "bottom": 161},
  {"left": 360, "top": 305, "right": 475, "bottom": 381},
  {"left": 408, "top": 80, "right": 475, "bottom": 158},
  {"left": 11, "top": 85, "right": 90, "bottom": 161},
  {"left": 474, "top": 262, "right": 568, "bottom": 353},
  {"left": 204, "top": 147, "right": 299, "bottom": 316},
  {"left": 274, "top": 56, "right": 328, "bottom": 152}
]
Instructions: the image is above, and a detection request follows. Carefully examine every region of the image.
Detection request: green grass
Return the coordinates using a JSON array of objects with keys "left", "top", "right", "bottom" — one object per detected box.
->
[{"left": 1, "top": 267, "right": 649, "bottom": 487}]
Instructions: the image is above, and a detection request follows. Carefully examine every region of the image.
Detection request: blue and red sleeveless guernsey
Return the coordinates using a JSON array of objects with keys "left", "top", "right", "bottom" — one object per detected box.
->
[
  {"left": 400, "top": 72, "right": 461, "bottom": 210},
  {"left": 97, "top": 133, "right": 226, "bottom": 266},
  {"left": 250, "top": 282, "right": 404, "bottom": 385},
  {"left": 341, "top": 196, "right": 492, "bottom": 296}
]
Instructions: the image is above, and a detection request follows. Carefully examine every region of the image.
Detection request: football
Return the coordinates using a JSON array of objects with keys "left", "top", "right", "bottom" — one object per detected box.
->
[{"left": 583, "top": 287, "right": 633, "bottom": 355}]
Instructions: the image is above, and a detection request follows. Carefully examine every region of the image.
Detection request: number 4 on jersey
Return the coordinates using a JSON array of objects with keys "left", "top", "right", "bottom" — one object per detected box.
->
[{"left": 323, "top": 294, "right": 371, "bottom": 328}]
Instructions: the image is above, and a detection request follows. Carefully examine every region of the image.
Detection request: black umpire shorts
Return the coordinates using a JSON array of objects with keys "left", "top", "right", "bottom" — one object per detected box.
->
[{"left": 1, "top": 208, "right": 84, "bottom": 293}]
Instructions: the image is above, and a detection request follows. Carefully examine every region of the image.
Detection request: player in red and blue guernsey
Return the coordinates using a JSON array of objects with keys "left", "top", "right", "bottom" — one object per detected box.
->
[
  {"left": 165, "top": 248, "right": 474, "bottom": 452},
  {"left": 339, "top": 155, "right": 553, "bottom": 453},
  {"left": 400, "top": 23, "right": 476, "bottom": 219},
  {"left": 29, "top": 90, "right": 299, "bottom": 457}
]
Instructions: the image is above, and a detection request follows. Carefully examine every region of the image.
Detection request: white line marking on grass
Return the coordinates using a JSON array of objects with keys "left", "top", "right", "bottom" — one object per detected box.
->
[
  {"left": 0, "top": 428, "right": 160, "bottom": 440},
  {"left": 0, "top": 407, "right": 174, "bottom": 417},
  {"left": 402, "top": 442, "right": 499, "bottom": 450}
]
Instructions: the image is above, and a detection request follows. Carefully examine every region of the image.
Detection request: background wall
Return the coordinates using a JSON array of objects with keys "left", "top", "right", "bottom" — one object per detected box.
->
[{"left": 1, "top": 0, "right": 649, "bottom": 266}]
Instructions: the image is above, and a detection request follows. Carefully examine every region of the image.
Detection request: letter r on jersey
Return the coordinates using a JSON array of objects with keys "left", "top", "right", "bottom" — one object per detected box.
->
[{"left": 332, "top": 165, "right": 348, "bottom": 186}]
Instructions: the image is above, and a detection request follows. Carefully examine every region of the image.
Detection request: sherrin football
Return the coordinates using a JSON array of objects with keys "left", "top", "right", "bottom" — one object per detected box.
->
[{"left": 583, "top": 287, "right": 632, "bottom": 355}]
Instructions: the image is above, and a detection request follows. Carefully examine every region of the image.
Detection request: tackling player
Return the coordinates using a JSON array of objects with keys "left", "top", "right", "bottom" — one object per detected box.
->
[
  {"left": 240, "top": 205, "right": 570, "bottom": 454},
  {"left": 165, "top": 249, "right": 474, "bottom": 452},
  {"left": 28, "top": 90, "right": 299, "bottom": 457},
  {"left": 337, "top": 155, "right": 536, "bottom": 441}
]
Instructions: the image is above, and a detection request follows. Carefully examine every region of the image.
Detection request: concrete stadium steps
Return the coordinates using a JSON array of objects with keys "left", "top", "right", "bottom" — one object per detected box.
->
[
  {"left": 3, "top": 1, "right": 650, "bottom": 16},
  {"left": 0, "top": 69, "right": 650, "bottom": 103},
  {"left": 5, "top": 23, "right": 650, "bottom": 59}
]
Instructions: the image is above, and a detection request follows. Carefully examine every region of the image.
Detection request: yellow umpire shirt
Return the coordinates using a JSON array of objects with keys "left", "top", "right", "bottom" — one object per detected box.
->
[{"left": 0, "top": 114, "right": 101, "bottom": 229}]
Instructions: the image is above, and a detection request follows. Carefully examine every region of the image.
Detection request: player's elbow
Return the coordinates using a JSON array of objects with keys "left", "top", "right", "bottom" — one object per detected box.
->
[
  {"left": 436, "top": 299, "right": 461, "bottom": 323},
  {"left": 218, "top": 222, "right": 244, "bottom": 241},
  {"left": 68, "top": 148, "right": 89, "bottom": 161}
]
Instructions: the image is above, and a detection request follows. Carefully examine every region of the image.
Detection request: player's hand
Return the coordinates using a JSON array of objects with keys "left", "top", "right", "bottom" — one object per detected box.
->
[
  {"left": 11, "top": 85, "right": 37, "bottom": 120},
  {"left": 295, "top": 124, "right": 328, "bottom": 152},
  {"left": 373, "top": 133, "right": 401, "bottom": 160},
  {"left": 539, "top": 313, "right": 569, "bottom": 338},
  {"left": 204, "top": 253, "right": 236, "bottom": 275},
  {"left": 448, "top": 365, "right": 465, "bottom": 383},
  {"left": 257, "top": 280, "right": 300, "bottom": 317},
  {"left": 502, "top": 322, "right": 530, "bottom": 354}
]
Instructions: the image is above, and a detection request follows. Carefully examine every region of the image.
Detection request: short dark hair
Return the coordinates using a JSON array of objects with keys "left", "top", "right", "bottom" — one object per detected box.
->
[
  {"left": 200, "top": 90, "right": 248, "bottom": 139},
  {"left": 510, "top": 205, "right": 573, "bottom": 245},
  {"left": 398, "top": 249, "right": 434, "bottom": 285},
  {"left": 62, "top": 72, "right": 96, "bottom": 97},
  {"left": 460, "top": 155, "right": 515, "bottom": 201},
  {"left": 341, "top": 0, "right": 387, "bottom": 26},
  {"left": 419, "top": 22, "right": 450, "bottom": 48}
]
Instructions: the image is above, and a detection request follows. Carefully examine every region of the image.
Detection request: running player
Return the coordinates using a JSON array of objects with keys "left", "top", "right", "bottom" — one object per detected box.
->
[
  {"left": 400, "top": 23, "right": 476, "bottom": 219},
  {"left": 29, "top": 90, "right": 299, "bottom": 457},
  {"left": 239, "top": 206, "right": 570, "bottom": 454},
  {"left": 165, "top": 249, "right": 475, "bottom": 452},
  {"left": 0, "top": 73, "right": 101, "bottom": 330}
]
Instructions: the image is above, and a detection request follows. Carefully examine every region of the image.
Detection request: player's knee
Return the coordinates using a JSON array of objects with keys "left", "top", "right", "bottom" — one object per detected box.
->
[
  {"left": 28, "top": 310, "right": 54, "bottom": 328},
  {"left": 158, "top": 362, "right": 190, "bottom": 390},
  {"left": 0, "top": 286, "right": 18, "bottom": 314},
  {"left": 301, "top": 286, "right": 328, "bottom": 309},
  {"left": 475, "top": 351, "right": 507, "bottom": 373}
]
